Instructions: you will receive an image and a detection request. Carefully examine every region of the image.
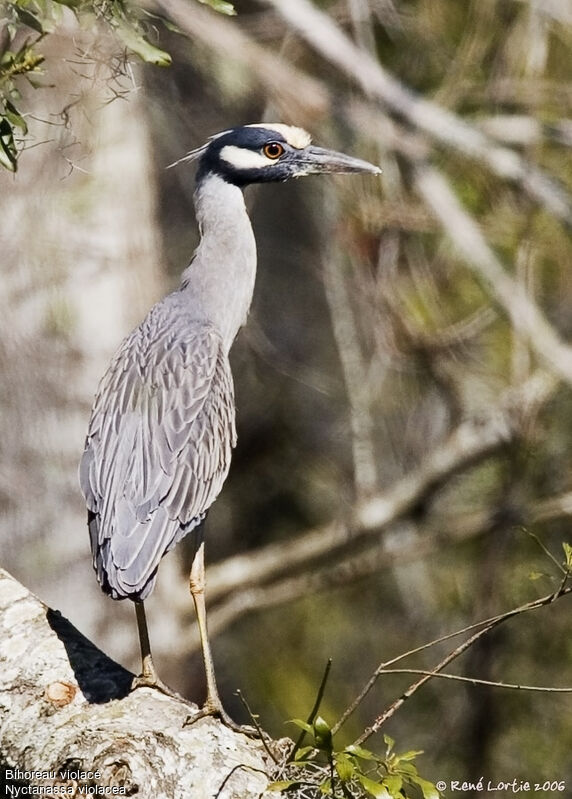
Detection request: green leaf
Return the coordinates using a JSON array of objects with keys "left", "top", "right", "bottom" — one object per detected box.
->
[
  {"left": 396, "top": 749, "right": 423, "bottom": 762},
  {"left": 562, "top": 542, "right": 572, "bottom": 570},
  {"left": 114, "top": 23, "right": 172, "bottom": 66},
  {"left": 4, "top": 100, "right": 27, "bottom": 134},
  {"left": 313, "top": 716, "right": 333, "bottom": 752},
  {"left": 267, "top": 780, "right": 299, "bottom": 791},
  {"left": 413, "top": 777, "right": 441, "bottom": 799},
  {"left": 334, "top": 752, "right": 355, "bottom": 782},
  {"left": 292, "top": 745, "right": 316, "bottom": 761},
  {"left": 288, "top": 718, "right": 313, "bottom": 734},
  {"left": 14, "top": 6, "right": 44, "bottom": 34},
  {"left": 383, "top": 775, "right": 403, "bottom": 794},
  {"left": 198, "top": 0, "right": 236, "bottom": 15},
  {"left": 0, "top": 117, "right": 17, "bottom": 171},
  {"left": 383, "top": 734, "right": 395, "bottom": 754},
  {"left": 357, "top": 773, "right": 392, "bottom": 799},
  {"left": 395, "top": 762, "right": 417, "bottom": 776},
  {"left": 345, "top": 744, "right": 379, "bottom": 761},
  {"left": 313, "top": 715, "right": 331, "bottom": 735}
]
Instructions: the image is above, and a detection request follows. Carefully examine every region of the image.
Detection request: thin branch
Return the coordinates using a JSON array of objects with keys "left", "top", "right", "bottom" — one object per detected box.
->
[
  {"left": 374, "top": 669, "right": 572, "bottom": 693},
  {"left": 522, "top": 528, "right": 568, "bottom": 575},
  {"left": 290, "top": 658, "right": 333, "bottom": 761},
  {"left": 347, "top": 581, "right": 572, "bottom": 745},
  {"left": 236, "top": 690, "right": 278, "bottom": 762},
  {"left": 413, "top": 164, "right": 572, "bottom": 387},
  {"left": 321, "top": 213, "right": 380, "bottom": 499}
]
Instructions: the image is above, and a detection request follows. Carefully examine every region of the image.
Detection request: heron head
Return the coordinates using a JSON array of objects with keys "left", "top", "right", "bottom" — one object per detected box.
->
[{"left": 171, "top": 123, "right": 381, "bottom": 186}]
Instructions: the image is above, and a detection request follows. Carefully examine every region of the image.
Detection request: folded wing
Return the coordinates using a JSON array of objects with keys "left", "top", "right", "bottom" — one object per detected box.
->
[{"left": 80, "top": 311, "right": 236, "bottom": 600}]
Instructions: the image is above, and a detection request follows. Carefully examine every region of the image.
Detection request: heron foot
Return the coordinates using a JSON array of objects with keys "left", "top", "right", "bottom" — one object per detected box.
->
[
  {"left": 131, "top": 672, "right": 191, "bottom": 705},
  {"left": 183, "top": 700, "right": 258, "bottom": 737}
]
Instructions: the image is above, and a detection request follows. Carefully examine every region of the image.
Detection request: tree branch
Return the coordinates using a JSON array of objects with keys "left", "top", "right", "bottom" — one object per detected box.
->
[
  {"left": 413, "top": 164, "right": 572, "bottom": 387},
  {"left": 372, "top": 669, "right": 572, "bottom": 693},
  {"left": 347, "top": 580, "right": 572, "bottom": 744},
  {"left": 0, "top": 569, "right": 272, "bottom": 797},
  {"left": 261, "top": 0, "right": 572, "bottom": 226},
  {"left": 203, "top": 370, "right": 555, "bottom": 603},
  {"left": 150, "top": 369, "right": 555, "bottom": 654}
]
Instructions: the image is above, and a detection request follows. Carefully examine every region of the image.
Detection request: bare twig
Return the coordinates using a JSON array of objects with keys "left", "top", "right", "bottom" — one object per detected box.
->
[
  {"left": 321, "top": 212, "right": 380, "bottom": 500},
  {"left": 523, "top": 528, "right": 569, "bottom": 575},
  {"left": 372, "top": 669, "right": 572, "bottom": 693},
  {"left": 413, "top": 164, "right": 572, "bottom": 387},
  {"left": 347, "top": 581, "right": 572, "bottom": 745},
  {"left": 289, "top": 658, "right": 333, "bottom": 761}
]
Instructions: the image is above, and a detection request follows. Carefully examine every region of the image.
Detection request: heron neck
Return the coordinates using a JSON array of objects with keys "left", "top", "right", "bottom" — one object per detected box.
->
[{"left": 180, "top": 173, "right": 257, "bottom": 352}]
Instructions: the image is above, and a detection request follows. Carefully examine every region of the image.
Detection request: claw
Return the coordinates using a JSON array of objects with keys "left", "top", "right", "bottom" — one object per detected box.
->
[
  {"left": 183, "top": 700, "right": 257, "bottom": 737},
  {"left": 131, "top": 655, "right": 196, "bottom": 709},
  {"left": 131, "top": 671, "right": 189, "bottom": 703}
]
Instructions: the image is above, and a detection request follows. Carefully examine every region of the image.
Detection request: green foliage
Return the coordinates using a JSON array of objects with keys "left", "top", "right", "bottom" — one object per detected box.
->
[
  {"left": 269, "top": 720, "right": 441, "bottom": 799},
  {"left": 0, "top": 0, "right": 235, "bottom": 171},
  {"left": 562, "top": 542, "right": 572, "bottom": 573},
  {"left": 0, "top": 0, "right": 166, "bottom": 170},
  {"left": 198, "top": 0, "right": 235, "bottom": 15},
  {"left": 0, "top": 6, "right": 42, "bottom": 170}
]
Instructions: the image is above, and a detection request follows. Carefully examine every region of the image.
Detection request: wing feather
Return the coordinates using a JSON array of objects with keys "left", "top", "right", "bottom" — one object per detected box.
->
[{"left": 80, "top": 307, "right": 236, "bottom": 600}]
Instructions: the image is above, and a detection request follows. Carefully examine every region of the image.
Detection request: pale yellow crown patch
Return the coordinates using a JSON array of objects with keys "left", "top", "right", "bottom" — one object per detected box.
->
[{"left": 246, "top": 123, "right": 312, "bottom": 150}]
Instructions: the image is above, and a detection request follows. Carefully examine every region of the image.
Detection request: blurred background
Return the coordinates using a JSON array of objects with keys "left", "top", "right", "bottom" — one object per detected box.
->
[{"left": 1, "top": 0, "right": 572, "bottom": 790}]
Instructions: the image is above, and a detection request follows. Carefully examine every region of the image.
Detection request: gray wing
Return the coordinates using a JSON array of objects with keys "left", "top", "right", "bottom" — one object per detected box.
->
[{"left": 79, "top": 311, "right": 236, "bottom": 601}]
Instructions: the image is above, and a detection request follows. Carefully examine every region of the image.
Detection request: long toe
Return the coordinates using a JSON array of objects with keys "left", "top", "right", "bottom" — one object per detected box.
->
[
  {"left": 183, "top": 701, "right": 258, "bottom": 737},
  {"left": 131, "top": 672, "right": 192, "bottom": 706}
]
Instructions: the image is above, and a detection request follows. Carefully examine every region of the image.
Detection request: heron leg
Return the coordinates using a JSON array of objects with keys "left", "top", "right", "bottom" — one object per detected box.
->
[
  {"left": 188, "top": 540, "right": 224, "bottom": 713},
  {"left": 131, "top": 600, "right": 185, "bottom": 702},
  {"left": 185, "top": 542, "right": 254, "bottom": 734},
  {"left": 134, "top": 600, "right": 157, "bottom": 682}
]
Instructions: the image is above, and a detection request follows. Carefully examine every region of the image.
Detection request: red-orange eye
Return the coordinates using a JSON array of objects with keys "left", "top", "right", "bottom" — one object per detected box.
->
[{"left": 263, "top": 142, "right": 285, "bottom": 159}]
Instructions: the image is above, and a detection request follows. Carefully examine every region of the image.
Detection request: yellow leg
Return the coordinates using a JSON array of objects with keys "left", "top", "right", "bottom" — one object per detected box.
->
[
  {"left": 189, "top": 541, "right": 224, "bottom": 713},
  {"left": 131, "top": 551, "right": 253, "bottom": 734},
  {"left": 186, "top": 542, "right": 253, "bottom": 733}
]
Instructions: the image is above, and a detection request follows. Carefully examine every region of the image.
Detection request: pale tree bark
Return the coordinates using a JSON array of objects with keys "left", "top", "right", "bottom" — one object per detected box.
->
[{"left": 0, "top": 569, "right": 275, "bottom": 799}]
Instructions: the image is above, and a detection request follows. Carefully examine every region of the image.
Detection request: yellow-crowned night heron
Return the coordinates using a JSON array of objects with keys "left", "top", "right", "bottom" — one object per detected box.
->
[{"left": 80, "top": 123, "right": 380, "bottom": 725}]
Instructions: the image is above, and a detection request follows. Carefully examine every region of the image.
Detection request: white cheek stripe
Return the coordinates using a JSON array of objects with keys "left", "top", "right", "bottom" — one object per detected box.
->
[{"left": 219, "top": 145, "right": 275, "bottom": 170}]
